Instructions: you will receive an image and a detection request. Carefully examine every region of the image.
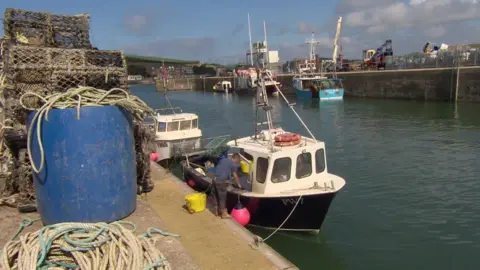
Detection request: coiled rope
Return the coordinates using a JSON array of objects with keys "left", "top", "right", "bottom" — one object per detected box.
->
[
  {"left": 1, "top": 220, "right": 179, "bottom": 270},
  {"left": 19, "top": 86, "right": 154, "bottom": 174}
]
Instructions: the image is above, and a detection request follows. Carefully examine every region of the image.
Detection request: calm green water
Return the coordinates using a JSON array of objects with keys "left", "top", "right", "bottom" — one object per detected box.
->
[{"left": 131, "top": 85, "right": 480, "bottom": 270}]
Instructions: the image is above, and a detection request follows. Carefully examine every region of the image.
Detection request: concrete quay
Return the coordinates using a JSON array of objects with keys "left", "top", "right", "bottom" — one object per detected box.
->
[
  {"left": 0, "top": 162, "right": 297, "bottom": 270},
  {"left": 147, "top": 162, "right": 298, "bottom": 270},
  {"left": 191, "top": 66, "right": 480, "bottom": 102}
]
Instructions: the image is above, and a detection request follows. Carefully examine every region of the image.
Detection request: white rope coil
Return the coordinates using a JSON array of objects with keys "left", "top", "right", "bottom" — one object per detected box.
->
[
  {"left": 19, "top": 86, "right": 154, "bottom": 174},
  {"left": 1, "top": 221, "right": 179, "bottom": 270}
]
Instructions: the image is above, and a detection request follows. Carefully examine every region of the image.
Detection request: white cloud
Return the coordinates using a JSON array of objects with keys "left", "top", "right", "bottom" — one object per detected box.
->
[
  {"left": 335, "top": 0, "right": 480, "bottom": 56},
  {"left": 344, "top": 0, "right": 479, "bottom": 30},
  {"left": 425, "top": 25, "right": 446, "bottom": 38}
]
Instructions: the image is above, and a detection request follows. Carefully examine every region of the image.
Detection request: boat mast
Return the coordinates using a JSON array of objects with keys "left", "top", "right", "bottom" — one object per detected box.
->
[
  {"left": 305, "top": 32, "right": 321, "bottom": 73},
  {"left": 263, "top": 20, "right": 268, "bottom": 69},
  {"left": 256, "top": 75, "right": 275, "bottom": 151},
  {"left": 261, "top": 74, "right": 317, "bottom": 141},
  {"left": 162, "top": 59, "right": 176, "bottom": 114}
]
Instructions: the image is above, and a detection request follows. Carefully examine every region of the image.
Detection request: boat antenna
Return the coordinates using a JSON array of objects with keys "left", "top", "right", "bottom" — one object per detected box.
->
[
  {"left": 162, "top": 59, "right": 176, "bottom": 114},
  {"left": 263, "top": 20, "right": 268, "bottom": 69},
  {"left": 263, "top": 72, "right": 317, "bottom": 141},
  {"left": 247, "top": 13, "right": 254, "bottom": 66},
  {"left": 305, "top": 32, "right": 321, "bottom": 74}
]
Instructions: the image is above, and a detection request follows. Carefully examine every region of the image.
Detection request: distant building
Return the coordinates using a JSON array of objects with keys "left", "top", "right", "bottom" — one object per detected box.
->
[{"left": 268, "top": 51, "right": 279, "bottom": 64}]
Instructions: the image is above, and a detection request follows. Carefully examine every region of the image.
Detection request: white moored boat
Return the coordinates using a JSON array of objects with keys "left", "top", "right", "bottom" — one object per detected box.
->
[{"left": 152, "top": 107, "right": 202, "bottom": 161}]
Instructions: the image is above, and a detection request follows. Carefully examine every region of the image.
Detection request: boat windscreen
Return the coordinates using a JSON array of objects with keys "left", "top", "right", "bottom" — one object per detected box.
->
[{"left": 143, "top": 116, "right": 155, "bottom": 126}]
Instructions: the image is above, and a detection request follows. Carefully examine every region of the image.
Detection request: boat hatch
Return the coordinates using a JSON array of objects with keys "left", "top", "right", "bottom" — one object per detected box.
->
[
  {"left": 236, "top": 144, "right": 328, "bottom": 194},
  {"left": 157, "top": 118, "right": 199, "bottom": 133}
]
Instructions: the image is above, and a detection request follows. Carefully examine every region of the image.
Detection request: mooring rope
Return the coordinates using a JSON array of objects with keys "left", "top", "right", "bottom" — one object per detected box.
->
[
  {"left": 1, "top": 220, "right": 179, "bottom": 270},
  {"left": 251, "top": 194, "right": 304, "bottom": 249},
  {"left": 19, "top": 86, "right": 154, "bottom": 174}
]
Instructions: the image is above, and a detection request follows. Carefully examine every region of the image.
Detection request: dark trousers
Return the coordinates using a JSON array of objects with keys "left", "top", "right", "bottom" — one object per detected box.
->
[{"left": 213, "top": 180, "right": 230, "bottom": 210}]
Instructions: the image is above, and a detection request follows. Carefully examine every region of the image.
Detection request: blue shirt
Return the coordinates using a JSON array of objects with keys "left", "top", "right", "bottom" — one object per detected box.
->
[{"left": 214, "top": 158, "right": 239, "bottom": 181}]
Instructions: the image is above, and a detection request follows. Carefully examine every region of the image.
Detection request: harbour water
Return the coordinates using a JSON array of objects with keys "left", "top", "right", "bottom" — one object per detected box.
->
[{"left": 131, "top": 85, "right": 480, "bottom": 270}]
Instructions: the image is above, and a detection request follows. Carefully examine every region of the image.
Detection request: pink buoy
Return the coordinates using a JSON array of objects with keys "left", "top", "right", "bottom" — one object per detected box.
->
[
  {"left": 150, "top": 152, "right": 159, "bottom": 161},
  {"left": 231, "top": 202, "right": 250, "bottom": 226},
  {"left": 187, "top": 180, "right": 196, "bottom": 188}
]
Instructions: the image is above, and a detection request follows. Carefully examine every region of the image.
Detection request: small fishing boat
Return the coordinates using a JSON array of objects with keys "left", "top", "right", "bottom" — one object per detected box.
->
[
  {"left": 213, "top": 81, "right": 233, "bottom": 93},
  {"left": 181, "top": 74, "right": 346, "bottom": 233},
  {"left": 293, "top": 18, "right": 345, "bottom": 100},
  {"left": 150, "top": 107, "right": 202, "bottom": 161},
  {"left": 293, "top": 74, "right": 344, "bottom": 100},
  {"left": 149, "top": 62, "right": 203, "bottom": 161},
  {"left": 234, "top": 68, "right": 281, "bottom": 96},
  {"left": 234, "top": 15, "right": 281, "bottom": 96}
]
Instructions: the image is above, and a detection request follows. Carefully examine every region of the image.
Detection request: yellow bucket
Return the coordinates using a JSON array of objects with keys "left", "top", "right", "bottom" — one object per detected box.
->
[{"left": 185, "top": 192, "right": 207, "bottom": 213}]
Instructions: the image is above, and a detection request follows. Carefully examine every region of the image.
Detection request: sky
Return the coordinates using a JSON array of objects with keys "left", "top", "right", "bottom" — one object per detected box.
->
[{"left": 1, "top": 0, "right": 479, "bottom": 63}]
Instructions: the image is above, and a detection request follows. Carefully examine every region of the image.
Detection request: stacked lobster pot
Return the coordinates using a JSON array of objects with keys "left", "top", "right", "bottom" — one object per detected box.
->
[{"left": 0, "top": 8, "right": 153, "bottom": 210}]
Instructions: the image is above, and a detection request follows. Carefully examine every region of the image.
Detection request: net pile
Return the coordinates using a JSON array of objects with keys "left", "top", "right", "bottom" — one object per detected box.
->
[
  {"left": 0, "top": 7, "right": 155, "bottom": 210},
  {"left": 3, "top": 8, "right": 92, "bottom": 49},
  {"left": 134, "top": 123, "right": 156, "bottom": 194},
  {"left": 2, "top": 45, "right": 127, "bottom": 125}
]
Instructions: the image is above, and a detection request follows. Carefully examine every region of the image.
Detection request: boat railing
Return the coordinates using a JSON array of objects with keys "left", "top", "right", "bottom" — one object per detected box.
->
[
  {"left": 172, "top": 135, "right": 232, "bottom": 157},
  {"left": 155, "top": 107, "right": 183, "bottom": 115}
]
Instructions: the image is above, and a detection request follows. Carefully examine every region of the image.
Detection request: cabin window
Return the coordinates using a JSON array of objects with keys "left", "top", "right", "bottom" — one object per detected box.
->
[
  {"left": 256, "top": 157, "right": 268, "bottom": 184},
  {"left": 315, "top": 149, "right": 326, "bottom": 173},
  {"left": 167, "top": 121, "right": 179, "bottom": 131},
  {"left": 192, "top": 118, "right": 198, "bottom": 129},
  {"left": 180, "top": 120, "right": 191, "bottom": 130},
  {"left": 296, "top": 153, "right": 312, "bottom": 179},
  {"left": 157, "top": 122, "right": 166, "bottom": 132},
  {"left": 240, "top": 150, "right": 253, "bottom": 161},
  {"left": 271, "top": 157, "right": 291, "bottom": 183}
]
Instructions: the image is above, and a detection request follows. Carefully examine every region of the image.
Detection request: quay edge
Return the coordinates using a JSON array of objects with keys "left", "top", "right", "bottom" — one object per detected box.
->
[
  {"left": 148, "top": 161, "right": 299, "bottom": 270},
  {"left": 187, "top": 66, "right": 480, "bottom": 102}
]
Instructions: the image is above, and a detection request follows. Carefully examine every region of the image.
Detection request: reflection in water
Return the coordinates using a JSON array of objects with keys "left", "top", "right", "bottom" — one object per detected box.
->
[{"left": 131, "top": 86, "right": 480, "bottom": 270}]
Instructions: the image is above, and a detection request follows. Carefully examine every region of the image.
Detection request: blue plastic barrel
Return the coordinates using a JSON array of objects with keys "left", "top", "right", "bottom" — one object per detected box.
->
[{"left": 27, "top": 106, "right": 137, "bottom": 225}]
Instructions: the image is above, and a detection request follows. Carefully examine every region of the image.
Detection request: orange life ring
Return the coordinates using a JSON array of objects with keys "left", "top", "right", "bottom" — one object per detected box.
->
[
  {"left": 274, "top": 139, "right": 301, "bottom": 147},
  {"left": 274, "top": 133, "right": 302, "bottom": 142}
]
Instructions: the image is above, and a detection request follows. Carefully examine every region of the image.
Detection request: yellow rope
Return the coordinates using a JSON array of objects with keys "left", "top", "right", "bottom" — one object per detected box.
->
[
  {"left": 0, "top": 221, "right": 178, "bottom": 270},
  {"left": 19, "top": 86, "right": 154, "bottom": 174}
]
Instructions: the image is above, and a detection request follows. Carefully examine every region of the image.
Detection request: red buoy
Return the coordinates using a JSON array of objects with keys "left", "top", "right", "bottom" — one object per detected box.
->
[
  {"left": 231, "top": 202, "right": 250, "bottom": 226},
  {"left": 187, "top": 179, "right": 196, "bottom": 188},
  {"left": 150, "top": 152, "right": 159, "bottom": 161}
]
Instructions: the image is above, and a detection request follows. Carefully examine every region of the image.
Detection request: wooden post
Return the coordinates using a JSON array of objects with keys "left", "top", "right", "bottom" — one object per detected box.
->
[
  {"left": 203, "top": 77, "right": 206, "bottom": 91},
  {"left": 455, "top": 59, "right": 460, "bottom": 102}
]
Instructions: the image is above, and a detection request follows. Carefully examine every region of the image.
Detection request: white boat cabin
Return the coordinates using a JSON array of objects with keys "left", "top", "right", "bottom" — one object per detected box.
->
[
  {"left": 214, "top": 81, "right": 232, "bottom": 92},
  {"left": 226, "top": 128, "right": 345, "bottom": 196},
  {"left": 151, "top": 108, "right": 203, "bottom": 160},
  {"left": 154, "top": 110, "right": 202, "bottom": 140}
]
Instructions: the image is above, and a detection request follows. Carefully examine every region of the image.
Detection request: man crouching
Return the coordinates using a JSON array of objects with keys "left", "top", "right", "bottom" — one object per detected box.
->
[{"left": 213, "top": 153, "right": 242, "bottom": 218}]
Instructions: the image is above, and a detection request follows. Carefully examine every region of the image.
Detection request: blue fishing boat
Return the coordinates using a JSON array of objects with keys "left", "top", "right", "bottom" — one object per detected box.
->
[
  {"left": 293, "top": 75, "right": 344, "bottom": 100},
  {"left": 293, "top": 17, "right": 345, "bottom": 100}
]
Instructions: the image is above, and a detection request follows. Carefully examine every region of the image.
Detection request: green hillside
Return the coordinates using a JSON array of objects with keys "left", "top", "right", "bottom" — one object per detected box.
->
[{"left": 125, "top": 54, "right": 200, "bottom": 65}]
